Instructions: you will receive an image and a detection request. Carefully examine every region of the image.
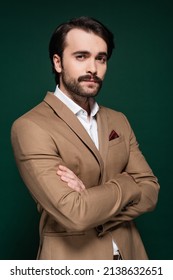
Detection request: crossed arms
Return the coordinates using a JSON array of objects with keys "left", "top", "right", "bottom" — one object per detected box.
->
[{"left": 11, "top": 117, "right": 160, "bottom": 233}]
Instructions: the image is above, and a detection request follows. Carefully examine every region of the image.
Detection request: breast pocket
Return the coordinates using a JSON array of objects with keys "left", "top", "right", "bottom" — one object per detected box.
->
[
  {"left": 108, "top": 135, "right": 125, "bottom": 147},
  {"left": 106, "top": 135, "right": 128, "bottom": 177}
]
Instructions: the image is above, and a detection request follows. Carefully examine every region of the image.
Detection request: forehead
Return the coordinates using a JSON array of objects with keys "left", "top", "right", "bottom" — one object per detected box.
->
[{"left": 64, "top": 28, "right": 107, "bottom": 53}]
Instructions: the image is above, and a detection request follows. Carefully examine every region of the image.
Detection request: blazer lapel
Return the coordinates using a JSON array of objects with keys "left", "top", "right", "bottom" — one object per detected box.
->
[
  {"left": 97, "top": 106, "right": 109, "bottom": 184},
  {"left": 44, "top": 92, "right": 104, "bottom": 182}
]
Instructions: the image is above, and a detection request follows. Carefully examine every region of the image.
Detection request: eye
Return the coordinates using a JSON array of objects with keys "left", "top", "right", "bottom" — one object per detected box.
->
[
  {"left": 75, "top": 54, "right": 87, "bottom": 61},
  {"left": 96, "top": 55, "right": 107, "bottom": 64}
]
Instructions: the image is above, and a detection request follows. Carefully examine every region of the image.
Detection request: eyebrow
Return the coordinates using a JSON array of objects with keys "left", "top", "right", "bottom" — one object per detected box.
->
[
  {"left": 96, "top": 52, "right": 108, "bottom": 57},
  {"left": 72, "top": 51, "right": 108, "bottom": 57}
]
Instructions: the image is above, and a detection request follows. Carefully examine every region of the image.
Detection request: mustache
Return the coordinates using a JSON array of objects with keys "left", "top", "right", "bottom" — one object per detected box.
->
[{"left": 78, "top": 74, "right": 102, "bottom": 84}]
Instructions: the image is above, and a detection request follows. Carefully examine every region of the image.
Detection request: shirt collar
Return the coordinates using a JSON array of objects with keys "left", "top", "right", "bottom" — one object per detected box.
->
[{"left": 54, "top": 85, "right": 99, "bottom": 117}]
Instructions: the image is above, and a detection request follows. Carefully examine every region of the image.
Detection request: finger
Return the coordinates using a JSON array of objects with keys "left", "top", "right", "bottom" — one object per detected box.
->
[
  {"left": 67, "top": 181, "right": 84, "bottom": 192},
  {"left": 57, "top": 169, "right": 76, "bottom": 180},
  {"left": 58, "top": 165, "right": 67, "bottom": 170},
  {"left": 58, "top": 174, "right": 80, "bottom": 186},
  {"left": 59, "top": 175, "right": 84, "bottom": 192},
  {"left": 57, "top": 166, "right": 76, "bottom": 179},
  {"left": 57, "top": 165, "right": 86, "bottom": 191},
  {"left": 60, "top": 175, "right": 68, "bottom": 182},
  {"left": 78, "top": 179, "right": 86, "bottom": 190},
  {"left": 59, "top": 175, "right": 83, "bottom": 192},
  {"left": 58, "top": 165, "right": 74, "bottom": 175}
]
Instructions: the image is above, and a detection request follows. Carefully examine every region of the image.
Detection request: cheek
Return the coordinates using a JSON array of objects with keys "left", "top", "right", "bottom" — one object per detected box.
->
[
  {"left": 63, "top": 60, "right": 83, "bottom": 78},
  {"left": 99, "top": 66, "right": 107, "bottom": 79}
]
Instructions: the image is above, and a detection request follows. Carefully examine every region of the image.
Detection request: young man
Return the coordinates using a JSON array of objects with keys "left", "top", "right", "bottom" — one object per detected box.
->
[{"left": 11, "top": 16, "right": 160, "bottom": 260}]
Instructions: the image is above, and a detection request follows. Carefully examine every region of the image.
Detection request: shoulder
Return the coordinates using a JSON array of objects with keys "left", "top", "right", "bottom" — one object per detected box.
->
[
  {"left": 99, "top": 105, "right": 131, "bottom": 128},
  {"left": 11, "top": 100, "right": 54, "bottom": 153},
  {"left": 11, "top": 102, "right": 43, "bottom": 130},
  {"left": 11, "top": 92, "right": 55, "bottom": 132}
]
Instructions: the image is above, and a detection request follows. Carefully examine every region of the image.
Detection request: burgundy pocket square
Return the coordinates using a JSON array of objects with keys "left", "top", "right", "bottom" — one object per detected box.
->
[{"left": 109, "top": 130, "right": 119, "bottom": 141}]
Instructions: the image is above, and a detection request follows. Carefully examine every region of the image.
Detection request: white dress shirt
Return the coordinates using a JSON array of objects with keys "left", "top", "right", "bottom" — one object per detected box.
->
[
  {"left": 54, "top": 85, "right": 99, "bottom": 148},
  {"left": 54, "top": 85, "right": 119, "bottom": 256}
]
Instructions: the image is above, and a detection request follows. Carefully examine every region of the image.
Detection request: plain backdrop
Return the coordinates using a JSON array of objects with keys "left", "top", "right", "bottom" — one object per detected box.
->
[{"left": 0, "top": 0, "right": 172, "bottom": 259}]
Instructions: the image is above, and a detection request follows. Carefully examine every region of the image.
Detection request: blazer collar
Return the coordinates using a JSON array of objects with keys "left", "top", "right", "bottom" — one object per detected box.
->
[
  {"left": 54, "top": 85, "right": 99, "bottom": 117},
  {"left": 44, "top": 92, "right": 105, "bottom": 182}
]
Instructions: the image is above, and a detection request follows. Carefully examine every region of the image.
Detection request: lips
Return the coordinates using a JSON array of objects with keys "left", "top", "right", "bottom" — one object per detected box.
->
[
  {"left": 82, "top": 79, "right": 98, "bottom": 83},
  {"left": 78, "top": 75, "right": 102, "bottom": 84}
]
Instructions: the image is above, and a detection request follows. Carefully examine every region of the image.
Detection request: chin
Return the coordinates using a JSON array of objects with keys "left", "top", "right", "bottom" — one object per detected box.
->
[
  {"left": 82, "top": 91, "right": 99, "bottom": 98},
  {"left": 83, "top": 86, "right": 100, "bottom": 96}
]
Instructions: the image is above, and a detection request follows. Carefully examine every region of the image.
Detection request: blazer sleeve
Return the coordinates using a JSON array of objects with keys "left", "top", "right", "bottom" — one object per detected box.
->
[
  {"left": 97, "top": 114, "right": 160, "bottom": 235},
  {"left": 11, "top": 117, "right": 141, "bottom": 232}
]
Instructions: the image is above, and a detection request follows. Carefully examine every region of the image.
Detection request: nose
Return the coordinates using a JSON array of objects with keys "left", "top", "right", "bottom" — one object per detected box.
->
[{"left": 86, "top": 58, "right": 97, "bottom": 75}]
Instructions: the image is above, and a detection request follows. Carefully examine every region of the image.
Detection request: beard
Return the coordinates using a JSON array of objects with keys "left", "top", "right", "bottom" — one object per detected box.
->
[{"left": 61, "top": 70, "right": 103, "bottom": 99}]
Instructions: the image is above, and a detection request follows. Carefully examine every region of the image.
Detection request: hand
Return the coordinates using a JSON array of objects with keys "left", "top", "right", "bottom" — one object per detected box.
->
[{"left": 57, "top": 165, "right": 86, "bottom": 192}]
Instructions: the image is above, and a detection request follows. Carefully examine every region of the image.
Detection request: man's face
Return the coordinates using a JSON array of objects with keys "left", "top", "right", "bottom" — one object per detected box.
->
[{"left": 53, "top": 28, "right": 108, "bottom": 101}]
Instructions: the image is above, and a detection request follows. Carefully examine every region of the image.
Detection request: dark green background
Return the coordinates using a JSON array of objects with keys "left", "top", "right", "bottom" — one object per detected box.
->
[{"left": 1, "top": 0, "right": 172, "bottom": 260}]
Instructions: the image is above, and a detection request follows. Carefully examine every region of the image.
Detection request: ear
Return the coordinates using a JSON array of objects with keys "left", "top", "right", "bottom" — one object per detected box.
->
[{"left": 53, "top": 54, "right": 62, "bottom": 73}]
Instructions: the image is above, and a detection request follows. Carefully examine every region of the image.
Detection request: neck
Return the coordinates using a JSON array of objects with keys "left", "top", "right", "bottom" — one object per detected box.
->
[
  {"left": 73, "top": 96, "right": 91, "bottom": 115},
  {"left": 59, "top": 85, "right": 91, "bottom": 115},
  {"left": 70, "top": 95, "right": 91, "bottom": 119}
]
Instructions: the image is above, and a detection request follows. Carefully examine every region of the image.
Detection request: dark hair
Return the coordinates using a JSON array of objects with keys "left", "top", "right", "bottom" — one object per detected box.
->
[{"left": 49, "top": 16, "right": 115, "bottom": 84}]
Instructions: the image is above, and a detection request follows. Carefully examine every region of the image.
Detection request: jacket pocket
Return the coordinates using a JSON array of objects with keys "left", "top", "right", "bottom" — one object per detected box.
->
[{"left": 108, "top": 135, "right": 124, "bottom": 147}]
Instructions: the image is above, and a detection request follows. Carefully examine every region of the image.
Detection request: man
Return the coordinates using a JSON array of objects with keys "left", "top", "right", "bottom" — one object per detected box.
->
[{"left": 11, "top": 16, "right": 160, "bottom": 260}]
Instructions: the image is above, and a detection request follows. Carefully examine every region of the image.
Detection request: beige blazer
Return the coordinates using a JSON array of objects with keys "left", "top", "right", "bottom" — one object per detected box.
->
[{"left": 11, "top": 92, "right": 160, "bottom": 260}]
